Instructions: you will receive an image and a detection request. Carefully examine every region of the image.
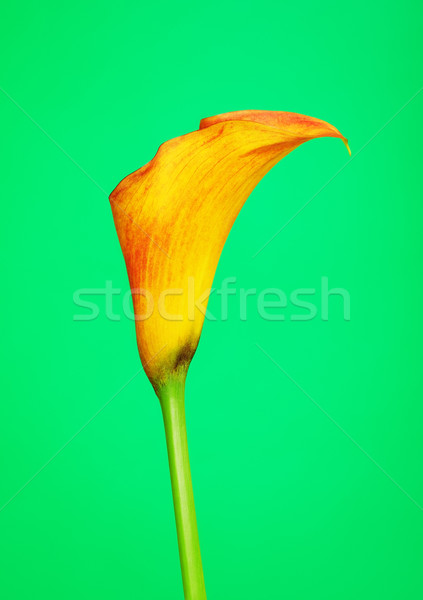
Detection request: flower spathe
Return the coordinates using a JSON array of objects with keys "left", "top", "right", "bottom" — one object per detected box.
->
[{"left": 110, "top": 110, "right": 349, "bottom": 392}]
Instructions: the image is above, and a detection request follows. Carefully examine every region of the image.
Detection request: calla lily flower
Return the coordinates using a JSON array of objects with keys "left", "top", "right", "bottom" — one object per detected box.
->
[{"left": 110, "top": 110, "right": 349, "bottom": 600}]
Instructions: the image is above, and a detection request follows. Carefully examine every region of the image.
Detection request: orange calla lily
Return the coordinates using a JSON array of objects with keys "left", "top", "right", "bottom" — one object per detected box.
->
[
  {"left": 110, "top": 110, "right": 349, "bottom": 600},
  {"left": 110, "top": 110, "right": 349, "bottom": 390}
]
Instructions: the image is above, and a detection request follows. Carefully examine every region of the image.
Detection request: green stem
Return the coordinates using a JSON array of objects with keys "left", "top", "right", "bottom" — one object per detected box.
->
[{"left": 158, "top": 376, "right": 207, "bottom": 600}]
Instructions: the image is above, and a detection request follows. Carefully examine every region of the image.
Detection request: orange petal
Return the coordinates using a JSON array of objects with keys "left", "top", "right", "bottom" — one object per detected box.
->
[{"left": 110, "top": 110, "right": 349, "bottom": 392}]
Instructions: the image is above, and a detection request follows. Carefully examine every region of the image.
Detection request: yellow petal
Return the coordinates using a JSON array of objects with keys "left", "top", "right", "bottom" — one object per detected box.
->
[{"left": 110, "top": 110, "right": 349, "bottom": 392}]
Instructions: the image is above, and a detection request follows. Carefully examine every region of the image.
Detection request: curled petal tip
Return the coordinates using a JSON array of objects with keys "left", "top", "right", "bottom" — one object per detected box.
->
[
  {"left": 200, "top": 109, "right": 350, "bottom": 154},
  {"left": 343, "top": 138, "right": 351, "bottom": 156}
]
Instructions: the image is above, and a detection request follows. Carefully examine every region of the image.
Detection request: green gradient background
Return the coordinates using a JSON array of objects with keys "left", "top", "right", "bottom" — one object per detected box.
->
[{"left": 1, "top": 1, "right": 422, "bottom": 598}]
